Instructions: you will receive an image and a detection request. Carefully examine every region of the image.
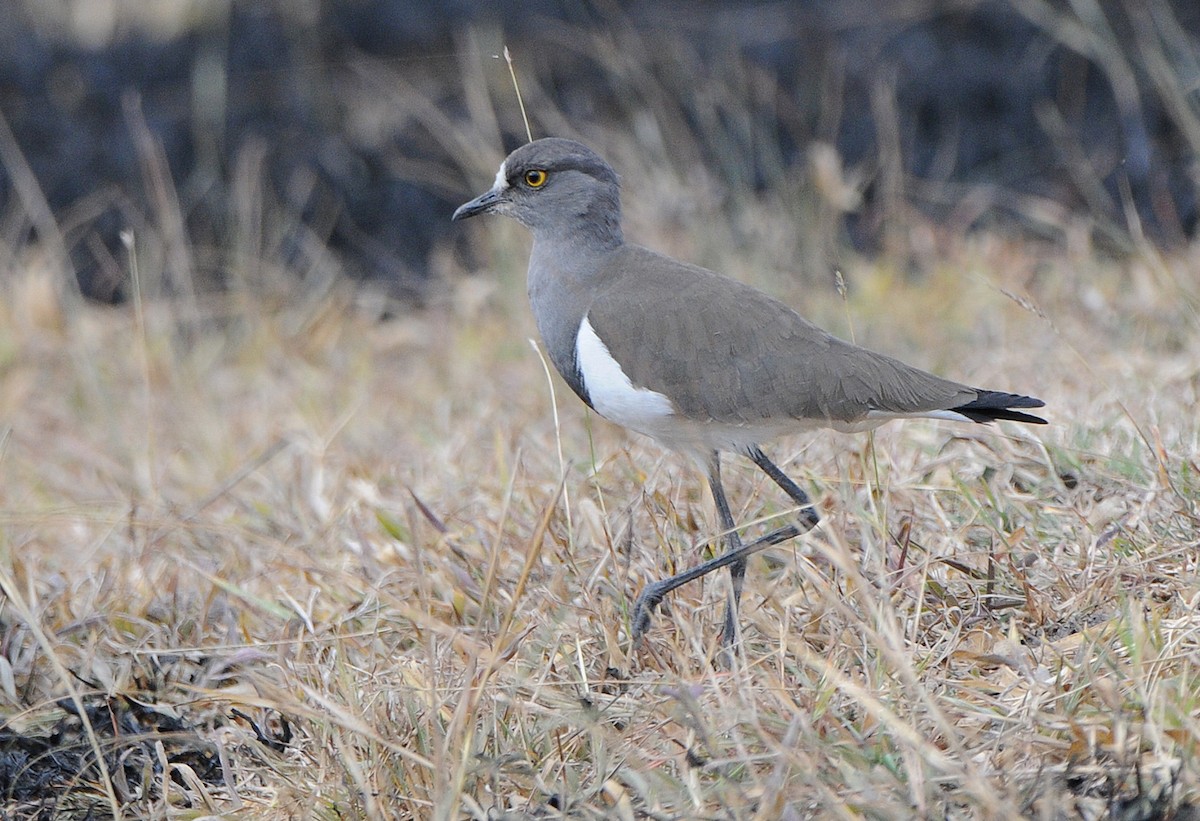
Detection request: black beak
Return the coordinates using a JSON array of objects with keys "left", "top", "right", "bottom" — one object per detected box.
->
[{"left": 452, "top": 188, "right": 504, "bottom": 221}]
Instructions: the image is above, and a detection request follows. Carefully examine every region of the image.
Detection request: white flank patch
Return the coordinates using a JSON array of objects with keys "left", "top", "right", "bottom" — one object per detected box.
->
[
  {"left": 576, "top": 315, "right": 675, "bottom": 434},
  {"left": 493, "top": 159, "right": 508, "bottom": 191}
]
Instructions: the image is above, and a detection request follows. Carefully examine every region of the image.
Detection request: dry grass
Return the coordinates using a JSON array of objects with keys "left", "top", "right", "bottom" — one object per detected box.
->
[
  {"left": 4, "top": 16, "right": 1200, "bottom": 818},
  {"left": 2, "top": 211, "right": 1199, "bottom": 819}
]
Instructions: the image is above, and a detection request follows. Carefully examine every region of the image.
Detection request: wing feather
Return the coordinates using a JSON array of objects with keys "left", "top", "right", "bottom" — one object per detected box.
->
[{"left": 589, "top": 245, "right": 976, "bottom": 426}]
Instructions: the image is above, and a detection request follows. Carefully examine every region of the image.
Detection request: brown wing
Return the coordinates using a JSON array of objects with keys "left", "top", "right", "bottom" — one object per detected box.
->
[{"left": 588, "top": 245, "right": 975, "bottom": 425}]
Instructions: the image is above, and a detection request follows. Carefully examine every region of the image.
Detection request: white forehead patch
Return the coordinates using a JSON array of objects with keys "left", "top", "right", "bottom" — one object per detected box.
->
[{"left": 493, "top": 160, "right": 509, "bottom": 191}]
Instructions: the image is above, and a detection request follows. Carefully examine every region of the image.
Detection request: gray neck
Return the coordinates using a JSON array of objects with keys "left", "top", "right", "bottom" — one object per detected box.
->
[
  {"left": 526, "top": 218, "right": 624, "bottom": 409},
  {"left": 527, "top": 189, "right": 624, "bottom": 285},
  {"left": 529, "top": 230, "right": 620, "bottom": 281},
  {"left": 529, "top": 188, "right": 623, "bottom": 255},
  {"left": 576, "top": 187, "right": 624, "bottom": 248}
]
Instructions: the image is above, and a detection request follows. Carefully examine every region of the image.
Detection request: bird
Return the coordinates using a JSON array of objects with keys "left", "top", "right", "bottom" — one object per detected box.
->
[{"left": 452, "top": 137, "right": 1046, "bottom": 653}]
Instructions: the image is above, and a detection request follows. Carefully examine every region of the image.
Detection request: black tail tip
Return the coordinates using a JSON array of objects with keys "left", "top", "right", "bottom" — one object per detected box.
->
[{"left": 954, "top": 390, "right": 1047, "bottom": 425}]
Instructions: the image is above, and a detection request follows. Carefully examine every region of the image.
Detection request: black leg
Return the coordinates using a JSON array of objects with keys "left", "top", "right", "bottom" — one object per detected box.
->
[
  {"left": 630, "top": 447, "right": 819, "bottom": 645},
  {"left": 707, "top": 454, "right": 745, "bottom": 650},
  {"left": 630, "top": 521, "right": 802, "bottom": 642},
  {"left": 747, "top": 447, "right": 821, "bottom": 529}
]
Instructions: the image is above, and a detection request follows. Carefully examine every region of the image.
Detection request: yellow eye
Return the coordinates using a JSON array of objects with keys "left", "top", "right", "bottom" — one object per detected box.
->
[{"left": 523, "top": 169, "right": 548, "bottom": 188}]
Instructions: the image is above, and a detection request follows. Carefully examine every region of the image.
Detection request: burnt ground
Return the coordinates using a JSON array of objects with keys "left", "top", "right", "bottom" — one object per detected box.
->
[
  {"left": 0, "top": 655, "right": 291, "bottom": 820},
  {"left": 0, "top": 0, "right": 1197, "bottom": 303}
]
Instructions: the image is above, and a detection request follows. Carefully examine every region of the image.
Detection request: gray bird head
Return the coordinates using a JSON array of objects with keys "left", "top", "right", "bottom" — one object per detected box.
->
[{"left": 453, "top": 138, "right": 623, "bottom": 246}]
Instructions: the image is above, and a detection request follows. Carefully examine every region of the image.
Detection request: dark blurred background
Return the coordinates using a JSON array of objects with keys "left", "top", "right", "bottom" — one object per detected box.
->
[{"left": 0, "top": 0, "right": 1196, "bottom": 305}]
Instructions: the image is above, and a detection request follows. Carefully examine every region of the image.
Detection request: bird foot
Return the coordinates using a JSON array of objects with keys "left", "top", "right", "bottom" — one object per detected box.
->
[{"left": 630, "top": 584, "right": 666, "bottom": 644}]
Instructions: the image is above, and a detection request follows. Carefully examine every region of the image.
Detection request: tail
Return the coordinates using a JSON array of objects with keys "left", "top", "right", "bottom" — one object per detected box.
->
[{"left": 952, "top": 390, "right": 1047, "bottom": 425}]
